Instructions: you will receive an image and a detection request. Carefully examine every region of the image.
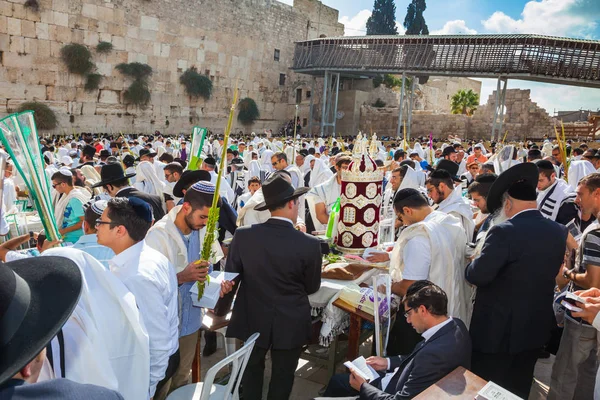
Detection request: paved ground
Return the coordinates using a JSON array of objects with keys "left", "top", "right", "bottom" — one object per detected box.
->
[{"left": 198, "top": 334, "right": 556, "bottom": 399}]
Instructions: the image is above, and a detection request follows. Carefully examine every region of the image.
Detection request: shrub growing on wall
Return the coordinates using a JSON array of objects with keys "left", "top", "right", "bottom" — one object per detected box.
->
[
  {"left": 60, "top": 44, "right": 94, "bottom": 75},
  {"left": 84, "top": 73, "right": 103, "bottom": 92},
  {"left": 237, "top": 98, "right": 260, "bottom": 126},
  {"left": 179, "top": 67, "right": 212, "bottom": 100},
  {"left": 17, "top": 102, "right": 57, "bottom": 130},
  {"left": 115, "top": 63, "right": 153, "bottom": 106},
  {"left": 96, "top": 41, "right": 113, "bottom": 54},
  {"left": 372, "top": 98, "right": 387, "bottom": 107}
]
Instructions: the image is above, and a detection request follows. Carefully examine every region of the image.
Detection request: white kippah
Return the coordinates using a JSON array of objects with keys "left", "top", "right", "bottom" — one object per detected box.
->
[
  {"left": 58, "top": 166, "right": 73, "bottom": 176},
  {"left": 91, "top": 200, "right": 108, "bottom": 215},
  {"left": 190, "top": 181, "right": 216, "bottom": 194}
]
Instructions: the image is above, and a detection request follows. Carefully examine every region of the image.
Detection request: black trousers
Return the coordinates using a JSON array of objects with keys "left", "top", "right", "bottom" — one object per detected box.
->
[
  {"left": 323, "top": 373, "right": 383, "bottom": 397},
  {"left": 386, "top": 313, "right": 422, "bottom": 357},
  {"left": 154, "top": 349, "right": 180, "bottom": 396},
  {"left": 242, "top": 345, "right": 303, "bottom": 400},
  {"left": 471, "top": 348, "right": 540, "bottom": 399}
]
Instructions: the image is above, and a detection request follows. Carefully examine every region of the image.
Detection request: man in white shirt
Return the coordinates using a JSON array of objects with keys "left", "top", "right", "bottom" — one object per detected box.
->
[
  {"left": 96, "top": 197, "right": 179, "bottom": 400},
  {"left": 308, "top": 154, "right": 352, "bottom": 227},
  {"left": 3, "top": 161, "right": 17, "bottom": 214}
]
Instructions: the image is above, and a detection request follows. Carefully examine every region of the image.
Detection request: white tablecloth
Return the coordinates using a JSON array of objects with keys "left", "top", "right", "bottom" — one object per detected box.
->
[{"left": 7, "top": 213, "right": 44, "bottom": 238}]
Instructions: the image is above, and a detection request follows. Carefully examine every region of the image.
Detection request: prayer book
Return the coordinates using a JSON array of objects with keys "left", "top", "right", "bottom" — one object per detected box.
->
[
  {"left": 190, "top": 272, "right": 239, "bottom": 309},
  {"left": 476, "top": 381, "right": 522, "bottom": 400},
  {"left": 343, "top": 356, "right": 378, "bottom": 382}
]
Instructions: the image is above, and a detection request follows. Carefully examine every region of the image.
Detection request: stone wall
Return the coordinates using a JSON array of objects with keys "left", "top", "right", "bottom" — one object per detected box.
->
[
  {"left": 358, "top": 89, "right": 556, "bottom": 140},
  {"left": 0, "top": 0, "right": 343, "bottom": 134}
]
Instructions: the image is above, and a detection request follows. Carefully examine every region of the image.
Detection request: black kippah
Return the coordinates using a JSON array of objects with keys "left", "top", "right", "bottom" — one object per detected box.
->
[
  {"left": 507, "top": 180, "right": 537, "bottom": 201},
  {"left": 394, "top": 188, "right": 421, "bottom": 204},
  {"left": 475, "top": 173, "right": 497, "bottom": 184},
  {"left": 430, "top": 169, "right": 451, "bottom": 180},
  {"left": 204, "top": 156, "right": 216, "bottom": 166},
  {"left": 536, "top": 160, "right": 555, "bottom": 171}
]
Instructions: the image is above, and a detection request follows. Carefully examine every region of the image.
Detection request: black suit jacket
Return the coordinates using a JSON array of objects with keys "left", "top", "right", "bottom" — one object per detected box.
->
[
  {"left": 360, "top": 318, "right": 472, "bottom": 400},
  {"left": 0, "top": 379, "right": 123, "bottom": 400},
  {"left": 115, "top": 187, "right": 165, "bottom": 221},
  {"left": 225, "top": 218, "right": 322, "bottom": 350},
  {"left": 466, "top": 209, "right": 568, "bottom": 354}
]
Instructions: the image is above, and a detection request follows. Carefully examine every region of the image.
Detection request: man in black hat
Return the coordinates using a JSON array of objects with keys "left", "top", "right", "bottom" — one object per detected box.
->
[
  {"left": 76, "top": 144, "right": 96, "bottom": 169},
  {"left": 225, "top": 173, "right": 321, "bottom": 400},
  {"left": 0, "top": 257, "right": 123, "bottom": 398},
  {"left": 466, "top": 163, "right": 568, "bottom": 398},
  {"left": 92, "top": 163, "right": 165, "bottom": 221}
]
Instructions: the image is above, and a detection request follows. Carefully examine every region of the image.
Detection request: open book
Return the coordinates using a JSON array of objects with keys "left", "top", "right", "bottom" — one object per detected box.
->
[
  {"left": 476, "top": 381, "right": 522, "bottom": 400},
  {"left": 344, "top": 356, "right": 378, "bottom": 382}
]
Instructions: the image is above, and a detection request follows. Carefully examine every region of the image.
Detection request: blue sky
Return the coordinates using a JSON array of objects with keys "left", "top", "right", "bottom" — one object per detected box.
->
[{"left": 280, "top": 0, "right": 600, "bottom": 114}]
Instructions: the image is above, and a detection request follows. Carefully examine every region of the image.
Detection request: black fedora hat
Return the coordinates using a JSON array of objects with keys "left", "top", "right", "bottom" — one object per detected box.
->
[
  {"left": 435, "top": 159, "right": 462, "bottom": 182},
  {"left": 82, "top": 144, "right": 96, "bottom": 158},
  {"left": 255, "top": 173, "right": 309, "bottom": 211},
  {"left": 173, "top": 170, "right": 211, "bottom": 198},
  {"left": 486, "top": 162, "right": 539, "bottom": 214},
  {"left": 135, "top": 148, "right": 157, "bottom": 161},
  {"left": 91, "top": 162, "right": 136, "bottom": 188},
  {"left": 0, "top": 256, "right": 82, "bottom": 385}
]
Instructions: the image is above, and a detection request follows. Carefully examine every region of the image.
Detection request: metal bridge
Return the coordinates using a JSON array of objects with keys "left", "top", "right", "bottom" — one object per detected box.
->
[{"left": 291, "top": 34, "right": 600, "bottom": 139}]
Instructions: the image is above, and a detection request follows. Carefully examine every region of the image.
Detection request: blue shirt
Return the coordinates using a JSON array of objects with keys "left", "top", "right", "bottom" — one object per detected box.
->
[
  {"left": 178, "top": 228, "right": 210, "bottom": 337},
  {"left": 62, "top": 197, "right": 85, "bottom": 243},
  {"left": 72, "top": 234, "right": 115, "bottom": 269}
]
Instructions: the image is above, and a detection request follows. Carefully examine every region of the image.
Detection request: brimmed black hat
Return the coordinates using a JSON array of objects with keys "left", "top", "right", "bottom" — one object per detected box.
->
[
  {"left": 82, "top": 144, "right": 96, "bottom": 158},
  {"left": 172, "top": 170, "right": 211, "bottom": 198},
  {"left": 0, "top": 256, "right": 82, "bottom": 385},
  {"left": 486, "top": 162, "right": 539, "bottom": 214},
  {"left": 255, "top": 173, "right": 309, "bottom": 211},
  {"left": 136, "top": 148, "right": 157, "bottom": 161},
  {"left": 91, "top": 163, "right": 136, "bottom": 188}
]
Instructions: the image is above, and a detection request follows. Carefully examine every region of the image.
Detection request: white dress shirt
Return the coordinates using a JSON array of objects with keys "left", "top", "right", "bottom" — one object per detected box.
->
[{"left": 109, "top": 241, "right": 179, "bottom": 397}]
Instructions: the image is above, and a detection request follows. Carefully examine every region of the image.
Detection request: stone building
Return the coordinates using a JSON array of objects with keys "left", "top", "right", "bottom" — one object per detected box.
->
[{"left": 0, "top": 0, "right": 343, "bottom": 134}]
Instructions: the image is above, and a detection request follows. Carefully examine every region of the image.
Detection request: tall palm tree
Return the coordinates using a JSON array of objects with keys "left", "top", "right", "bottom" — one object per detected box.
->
[{"left": 451, "top": 89, "right": 479, "bottom": 116}]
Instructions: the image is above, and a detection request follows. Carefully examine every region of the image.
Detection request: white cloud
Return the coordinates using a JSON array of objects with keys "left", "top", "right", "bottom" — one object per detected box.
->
[
  {"left": 431, "top": 20, "right": 477, "bottom": 35},
  {"left": 276, "top": 0, "right": 293, "bottom": 5},
  {"left": 482, "top": 0, "right": 598, "bottom": 38},
  {"left": 339, "top": 9, "right": 371, "bottom": 36}
]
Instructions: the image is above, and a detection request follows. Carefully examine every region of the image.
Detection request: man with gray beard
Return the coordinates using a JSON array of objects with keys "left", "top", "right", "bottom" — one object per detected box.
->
[{"left": 466, "top": 163, "right": 568, "bottom": 399}]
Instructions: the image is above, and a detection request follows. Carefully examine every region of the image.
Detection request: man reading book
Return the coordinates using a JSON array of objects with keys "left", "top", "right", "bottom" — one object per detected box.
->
[{"left": 322, "top": 281, "right": 472, "bottom": 399}]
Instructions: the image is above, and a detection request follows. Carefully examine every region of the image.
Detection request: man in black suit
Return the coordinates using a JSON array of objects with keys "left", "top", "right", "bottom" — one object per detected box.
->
[
  {"left": 466, "top": 163, "right": 568, "bottom": 398},
  {"left": 323, "top": 281, "right": 472, "bottom": 399},
  {"left": 92, "top": 163, "right": 165, "bottom": 221},
  {"left": 225, "top": 173, "right": 322, "bottom": 400}
]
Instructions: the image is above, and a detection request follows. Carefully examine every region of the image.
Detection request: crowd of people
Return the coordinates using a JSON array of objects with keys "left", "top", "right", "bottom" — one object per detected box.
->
[{"left": 2, "top": 130, "right": 600, "bottom": 400}]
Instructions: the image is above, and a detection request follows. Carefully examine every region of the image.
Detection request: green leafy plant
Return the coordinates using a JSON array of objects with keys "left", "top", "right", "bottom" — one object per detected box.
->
[
  {"left": 96, "top": 41, "right": 113, "bottom": 54},
  {"left": 372, "top": 98, "right": 387, "bottom": 107},
  {"left": 115, "top": 62, "right": 153, "bottom": 80},
  {"left": 373, "top": 74, "right": 406, "bottom": 90},
  {"left": 451, "top": 89, "right": 479, "bottom": 116},
  {"left": 84, "top": 73, "right": 103, "bottom": 92},
  {"left": 237, "top": 98, "right": 260, "bottom": 126},
  {"left": 60, "top": 44, "right": 94, "bottom": 75},
  {"left": 366, "top": 0, "right": 398, "bottom": 35},
  {"left": 116, "top": 63, "right": 153, "bottom": 106},
  {"left": 17, "top": 102, "right": 57, "bottom": 130},
  {"left": 123, "top": 80, "right": 151, "bottom": 106},
  {"left": 179, "top": 67, "right": 213, "bottom": 100}
]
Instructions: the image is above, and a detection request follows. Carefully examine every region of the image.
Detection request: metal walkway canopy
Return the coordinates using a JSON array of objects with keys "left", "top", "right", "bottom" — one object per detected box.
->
[{"left": 292, "top": 34, "right": 600, "bottom": 88}]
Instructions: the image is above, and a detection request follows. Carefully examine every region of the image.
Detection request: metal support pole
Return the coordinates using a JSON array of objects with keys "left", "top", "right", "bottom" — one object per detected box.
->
[
  {"left": 396, "top": 73, "right": 406, "bottom": 140},
  {"left": 491, "top": 77, "right": 508, "bottom": 142},
  {"left": 407, "top": 76, "right": 416, "bottom": 142},
  {"left": 308, "top": 77, "right": 315, "bottom": 137},
  {"left": 320, "top": 71, "right": 329, "bottom": 137},
  {"left": 331, "top": 73, "right": 340, "bottom": 137}
]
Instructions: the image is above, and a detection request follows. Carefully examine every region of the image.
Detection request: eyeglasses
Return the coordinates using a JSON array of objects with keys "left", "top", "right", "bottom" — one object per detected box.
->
[
  {"left": 403, "top": 308, "right": 414, "bottom": 318},
  {"left": 95, "top": 220, "right": 112, "bottom": 228},
  {"left": 52, "top": 183, "right": 62, "bottom": 188},
  {"left": 164, "top": 173, "right": 172, "bottom": 180},
  {"left": 271, "top": 161, "right": 279, "bottom": 166}
]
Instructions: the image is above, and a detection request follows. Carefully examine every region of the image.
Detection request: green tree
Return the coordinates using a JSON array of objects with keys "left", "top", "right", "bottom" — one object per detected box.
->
[
  {"left": 403, "top": 0, "right": 429, "bottom": 35},
  {"left": 451, "top": 89, "right": 479, "bottom": 116},
  {"left": 366, "top": 0, "right": 398, "bottom": 35}
]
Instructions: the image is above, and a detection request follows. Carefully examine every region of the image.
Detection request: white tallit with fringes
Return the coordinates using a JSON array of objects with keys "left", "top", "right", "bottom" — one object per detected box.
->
[
  {"left": 537, "top": 178, "right": 576, "bottom": 222},
  {"left": 389, "top": 211, "right": 473, "bottom": 326}
]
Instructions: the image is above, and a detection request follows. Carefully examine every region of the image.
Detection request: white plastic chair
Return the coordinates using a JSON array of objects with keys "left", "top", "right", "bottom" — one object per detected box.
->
[{"left": 166, "top": 332, "right": 260, "bottom": 400}]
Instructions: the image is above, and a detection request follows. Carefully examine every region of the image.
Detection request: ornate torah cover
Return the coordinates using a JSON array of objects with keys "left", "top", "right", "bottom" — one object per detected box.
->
[{"left": 335, "top": 133, "right": 384, "bottom": 253}]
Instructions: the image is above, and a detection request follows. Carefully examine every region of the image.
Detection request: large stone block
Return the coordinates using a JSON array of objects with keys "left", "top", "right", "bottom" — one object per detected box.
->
[
  {"left": 7, "top": 17, "right": 20, "bottom": 36},
  {"left": 8, "top": 37, "right": 24, "bottom": 53},
  {"left": 0, "top": 16, "right": 7, "bottom": 34},
  {"left": 99, "top": 89, "right": 120, "bottom": 104},
  {"left": 53, "top": 11, "right": 68, "bottom": 27},
  {"left": 81, "top": 3, "right": 97, "bottom": 19},
  {"left": 20, "top": 19, "right": 34, "bottom": 38},
  {"left": 83, "top": 30, "right": 99, "bottom": 46},
  {"left": 111, "top": 35, "right": 125, "bottom": 50},
  {"left": 140, "top": 15, "right": 159, "bottom": 31},
  {"left": 35, "top": 21, "right": 49, "bottom": 39}
]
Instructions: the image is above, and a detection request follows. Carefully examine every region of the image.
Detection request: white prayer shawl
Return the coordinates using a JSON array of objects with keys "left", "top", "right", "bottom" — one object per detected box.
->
[
  {"left": 537, "top": 179, "right": 576, "bottom": 222},
  {"left": 237, "top": 188, "right": 304, "bottom": 227},
  {"left": 153, "top": 160, "right": 167, "bottom": 182},
  {"left": 542, "top": 142, "right": 554, "bottom": 158},
  {"left": 302, "top": 155, "right": 315, "bottom": 175},
  {"left": 284, "top": 146, "right": 295, "bottom": 165},
  {"left": 307, "top": 174, "right": 341, "bottom": 231},
  {"left": 54, "top": 187, "right": 91, "bottom": 228},
  {"left": 246, "top": 160, "right": 267, "bottom": 186},
  {"left": 413, "top": 143, "right": 425, "bottom": 159},
  {"left": 389, "top": 211, "right": 473, "bottom": 324},
  {"left": 568, "top": 160, "right": 596, "bottom": 191},
  {"left": 40, "top": 248, "right": 150, "bottom": 400},
  {"left": 209, "top": 171, "right": 235, "bottom": 204},
  {"left": 310, "top": 158, "right": 334, "bottom": 188},
  {"left": 146, "top": 206, "right": 223, "bottom": 273},
  {"left": 134, "top": 161, "right": 166, "bottom": 199},
  {"left": 457, "top": 159, "right": 467, "bottom": 176},
  {"left": 261, "top": 149, "right": 274, "bottom": 173},
  {"left": 436, "top": 186, "right": 475, "bottom": 241},
  {"left": 285, "top": 165, "right": 304, "bottom": 189},
  {"left": 399, "top": 166, "right": 426, "bottom": 196}
]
